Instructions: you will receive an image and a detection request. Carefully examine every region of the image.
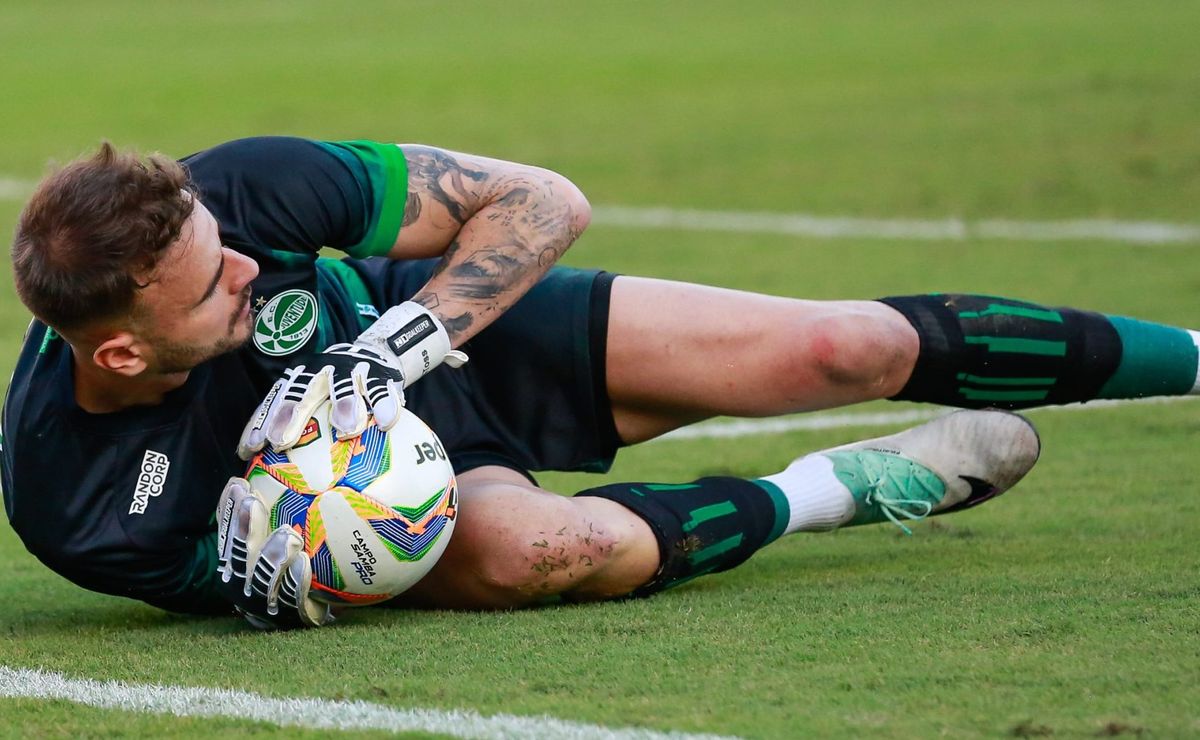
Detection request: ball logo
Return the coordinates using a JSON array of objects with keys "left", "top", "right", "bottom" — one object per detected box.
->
[
  {"left": 253, "top": 289, "right": 319, "bottom": 356},
  {"left": 349, "top": 529, "right": 378, "bottom": 585},
  {"left": 294, "top": 417, "right": 322, "bottom": 448},
  {"left": 129, "top": 450, "right": 171, "bottom": 515}
]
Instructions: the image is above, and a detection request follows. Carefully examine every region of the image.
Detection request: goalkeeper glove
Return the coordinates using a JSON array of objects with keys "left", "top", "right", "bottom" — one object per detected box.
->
[
  {"left": 237, "top": 301, "right": 467, "bottom": 458},
  {"left": 215, "top": 477, "right": 333, "bottom": 629}
]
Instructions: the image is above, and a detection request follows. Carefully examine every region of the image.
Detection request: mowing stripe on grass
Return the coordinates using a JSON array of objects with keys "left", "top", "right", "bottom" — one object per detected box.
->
[
  {"left": 1, "top": 174, "right": 1198, "bottom": 245},
  {"left": 591, "top": 205, "right": 1200, "bottom": 245},
  {"left": 0, "top": 666, "right": 737, "bottom": 740},
  {"left": 653, "top": 396, "right": 1197, "bottom": 442}
]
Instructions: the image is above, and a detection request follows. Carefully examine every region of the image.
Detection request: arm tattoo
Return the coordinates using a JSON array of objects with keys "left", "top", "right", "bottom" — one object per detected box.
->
[
  {"left": 447, "top": 248, "right": 524, "bottom": 301},
  {"left": 428, "top": 239, "right": 463, "bottom": 281},
  {"left": 405, "top": 147, "right": 585, "bottom": 346},
  {"left": 413, "top": 292, "right": 440, "bottom": 310},
  {"left": 437, "top": 180, "right": 578, "bottom": 308},
  {"left": 402, "top": 191, "right": 422, "bottom": 227},
  {"left": 439, "top": 312, "right": 474, "bottom": 338},
  {"left": 412, "top": 292, "right": 473, "bottom": 337},
  {"left": 404, "top": 146, "right": 487, "bottom": 225}
]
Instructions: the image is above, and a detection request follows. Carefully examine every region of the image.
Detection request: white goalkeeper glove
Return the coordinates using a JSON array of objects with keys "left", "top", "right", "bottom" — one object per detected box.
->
[
  {"left": 237, "top": 301, "right": 467, "bottom": 458},
  {"left": 215, "top": 477, "right": 332, "bottom": 630}
]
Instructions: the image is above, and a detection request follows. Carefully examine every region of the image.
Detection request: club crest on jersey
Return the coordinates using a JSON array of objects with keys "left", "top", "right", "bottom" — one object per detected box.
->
[{"left": 253, "top": 289, "right": 319, "bottom": 356}]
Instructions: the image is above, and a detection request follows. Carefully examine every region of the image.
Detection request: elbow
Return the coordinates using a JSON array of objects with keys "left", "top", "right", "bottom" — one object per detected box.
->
[
  {"left": 544, "top": 171, "right": 591, "bottom": 238},
  {"left": 566, "top": 179, "right": 592, "bottom": 236}
]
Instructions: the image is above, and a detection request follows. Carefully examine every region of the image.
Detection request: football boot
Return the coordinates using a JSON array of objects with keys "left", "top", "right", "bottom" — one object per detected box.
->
[{"left": 821, "top": 409, "right": 1040, "bottom": 533}]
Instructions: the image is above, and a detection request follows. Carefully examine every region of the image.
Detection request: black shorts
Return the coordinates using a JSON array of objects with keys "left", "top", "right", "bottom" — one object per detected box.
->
[{"left": 342, "top": 257, "right": 621, "bottom": 479}]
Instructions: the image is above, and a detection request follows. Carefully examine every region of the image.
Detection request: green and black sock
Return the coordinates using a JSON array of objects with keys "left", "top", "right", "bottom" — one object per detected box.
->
[
  {"left": 879, "top": 294, "right": 1200, "bottom": 408},
  {"left": 577, "top": 477, "right": 792, "bottom": 595}
]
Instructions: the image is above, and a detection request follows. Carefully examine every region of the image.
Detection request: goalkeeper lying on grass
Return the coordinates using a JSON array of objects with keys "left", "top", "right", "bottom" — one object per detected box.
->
[{"left": 4, "top": 137, "right": 1197, "bottom": 627}]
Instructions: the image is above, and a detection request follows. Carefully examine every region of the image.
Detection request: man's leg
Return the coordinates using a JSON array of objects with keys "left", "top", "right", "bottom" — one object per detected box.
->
[
  {"left": 403, "top": 411, "right": 1039, "bottom": 608},
  {"left": 606, "top": 278, "right": 1200, "bottom": 442},
  {"left": 606, "top": 277, "right": 920, "bottom": 442},
  {"left": 402, "top": 466, "right": 661, "bottom": 609}
]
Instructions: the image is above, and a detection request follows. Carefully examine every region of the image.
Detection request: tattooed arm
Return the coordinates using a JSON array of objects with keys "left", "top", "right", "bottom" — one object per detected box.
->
[
  {"left": 236, "top": 145, "right": 590, "bottom": 454},
  {"left": 387, "top": 145, "right": 591, "bottom": 345}
]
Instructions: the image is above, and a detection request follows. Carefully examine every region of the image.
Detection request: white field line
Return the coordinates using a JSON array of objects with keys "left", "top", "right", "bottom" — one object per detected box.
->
[
  {"left": 591, "top": 205, "right": 1200, "bottom": 245},
  {"left": 0, "top": 665, "right": 737, "bottom": 740},
  {"left": 652, "top": 395, "right": 1198, "bottom": 442},
  {"left": 0, "top": 177, "right": 33, "bottom": 201},
  {"left": 1, "top": 173, "right": 1198, "bottom": 245}
]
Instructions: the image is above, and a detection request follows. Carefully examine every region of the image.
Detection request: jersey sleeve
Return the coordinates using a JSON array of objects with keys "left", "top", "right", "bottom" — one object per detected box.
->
[
  {"left": 318, "top": 140, "right": 410, "bottom": 259},
  {"left": 182, "top": 137, "right": 409, "bottom": 262},
  {"left": 63, "top": 532, "right": 231, "bottom": 616}
]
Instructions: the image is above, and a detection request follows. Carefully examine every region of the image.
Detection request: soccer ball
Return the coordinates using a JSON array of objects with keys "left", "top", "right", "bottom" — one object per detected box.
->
[{"left": 244, "top": 401, "right": 458, "bottom": 606}]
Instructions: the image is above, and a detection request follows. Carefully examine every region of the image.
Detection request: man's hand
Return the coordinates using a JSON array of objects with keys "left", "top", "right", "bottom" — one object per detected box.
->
[
  {"left": 237, "top": 302, "right": 467, "bottom": 457},
  {"left": 215, "top": 477, "right": 332, "bottom": 629}
]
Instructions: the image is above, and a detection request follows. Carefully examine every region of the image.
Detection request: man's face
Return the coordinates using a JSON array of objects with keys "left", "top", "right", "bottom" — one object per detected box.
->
[{"left": 133, "top": 199, "right": 260, "bottom": 374}]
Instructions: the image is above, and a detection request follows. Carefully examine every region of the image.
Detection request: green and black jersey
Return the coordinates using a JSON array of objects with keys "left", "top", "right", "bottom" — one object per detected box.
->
[
  {"left": 1, "top": 137, "right": 620, "bottom": 616},
  {"left": 1, "top": 138, "right": 407, "bottom": 614}
]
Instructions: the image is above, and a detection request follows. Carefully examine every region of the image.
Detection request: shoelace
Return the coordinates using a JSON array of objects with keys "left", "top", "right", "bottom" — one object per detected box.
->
[{"left": 862, "top": 460, "right": 940, "bottom": 535}]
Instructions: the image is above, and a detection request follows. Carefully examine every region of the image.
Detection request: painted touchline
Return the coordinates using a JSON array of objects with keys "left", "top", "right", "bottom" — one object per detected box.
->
[
  {"left": 590, "top": 205, "right": 1200, "bottom": 245},
  {"left": 651, "top": 395, "right": 1198, "bottom": 442},
  {"left": 0, "top": 666, "right": 738, "bottom": 740}
]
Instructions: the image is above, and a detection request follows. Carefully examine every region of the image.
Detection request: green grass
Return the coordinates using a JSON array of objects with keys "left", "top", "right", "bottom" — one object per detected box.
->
[{"left": 2, "top": 1, "right": 1199, "bottom": 737}]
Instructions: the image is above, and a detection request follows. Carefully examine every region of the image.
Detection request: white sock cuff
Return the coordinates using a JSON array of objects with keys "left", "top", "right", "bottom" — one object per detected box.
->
[{"left": 761, "top": 454, "right": 855, "bottom": 535}]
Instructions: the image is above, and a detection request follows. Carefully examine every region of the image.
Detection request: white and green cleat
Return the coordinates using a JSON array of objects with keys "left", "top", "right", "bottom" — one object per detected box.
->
[{"left": 823, "top": 410, "right": 1040, "bottom": 534}]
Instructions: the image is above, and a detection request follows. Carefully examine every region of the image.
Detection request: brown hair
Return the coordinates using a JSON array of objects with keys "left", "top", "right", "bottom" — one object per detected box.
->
[{"left": 11, "top": 142, "right": 196, "bottom": 333}]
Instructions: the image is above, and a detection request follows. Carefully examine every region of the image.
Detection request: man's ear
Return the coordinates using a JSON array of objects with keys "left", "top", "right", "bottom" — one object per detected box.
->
[{"left": 92, "top": 333, "right": 148, "bottom": 377}]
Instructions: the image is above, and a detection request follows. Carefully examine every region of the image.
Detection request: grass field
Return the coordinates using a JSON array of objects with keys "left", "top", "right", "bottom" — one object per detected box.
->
[{"left": 1, "top": 1, "right": 1198, "bottom": 737}]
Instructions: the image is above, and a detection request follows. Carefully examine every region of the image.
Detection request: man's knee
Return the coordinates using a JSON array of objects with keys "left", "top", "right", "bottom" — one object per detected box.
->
[{"left": 788, "top": 301, "right": 917, "bottom": 398}]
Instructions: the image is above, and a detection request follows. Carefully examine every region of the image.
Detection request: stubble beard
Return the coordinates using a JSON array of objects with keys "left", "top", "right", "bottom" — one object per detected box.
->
[{"left": 151, "top": 290, "right": 254, "bottom": 374}]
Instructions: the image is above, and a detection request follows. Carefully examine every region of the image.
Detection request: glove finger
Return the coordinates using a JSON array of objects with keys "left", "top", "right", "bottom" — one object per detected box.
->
[
  {"left": 267, "top": 365, "right": 331, "bottom": 451},
  {"left": 216, "top": 476, "right": 250, "bottom": 561},
  {"left": 236, "top": 379, "right": 286, "bottom": 460},
  {"left": 252, "top": 526, "right": 305, "bottom": 615},
  {"left": 247, "top": 525, "right": 294, "bottom": 603},
  {"left": 329, "top": 362, "right": 370, "bottom": 439},
  {"left": 367, "top": 377, "right": 406, "bottom": 432},
  {"left": 221, "top": 494, "right": 269, "bottom": 585},
  {"left": 279, "top": 553, "right": 333, "bottom": 627},
  {"left": 265, "top": 366, "right": 315, "bottom": 449},
  {"left": 276, "top": 553, "right": 306, "bottom": 612}
]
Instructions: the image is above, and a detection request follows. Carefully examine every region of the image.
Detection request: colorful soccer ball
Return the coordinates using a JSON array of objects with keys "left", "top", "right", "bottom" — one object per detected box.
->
[{"left": 244, "top": 401, "right": 458, "bottom": 606}]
